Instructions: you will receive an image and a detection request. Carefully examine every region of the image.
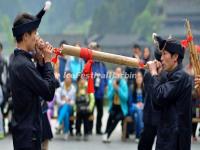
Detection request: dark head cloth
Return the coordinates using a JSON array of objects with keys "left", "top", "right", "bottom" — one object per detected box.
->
[
  {"left": 12, "top": 18, "right": 41, "bottom": 37},
  {"left": 154, "top": 35, "right": 185, "bottom": 59},
  {"left": 154, "top": 48, "right": 162, "bottom": 61},
  {"left": 12, "top": 8, "right": 46, "bottom": 37}
]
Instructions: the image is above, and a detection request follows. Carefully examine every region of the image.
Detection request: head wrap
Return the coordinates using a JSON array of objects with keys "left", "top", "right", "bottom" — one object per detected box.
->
[
  {"left": 152, "top": 33, "right": 185, "bottom": 59},
  {"left": 12, "top": 1, "right": 52, "bottom": 37}
]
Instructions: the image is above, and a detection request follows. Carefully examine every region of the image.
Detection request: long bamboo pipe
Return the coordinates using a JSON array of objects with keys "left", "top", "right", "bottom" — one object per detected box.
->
[
  {"left": 61, "top": 44, "right": 147, "bottom": 69},
  {"left": 185, "top": 19, "right": 200, "bottom": 92}
]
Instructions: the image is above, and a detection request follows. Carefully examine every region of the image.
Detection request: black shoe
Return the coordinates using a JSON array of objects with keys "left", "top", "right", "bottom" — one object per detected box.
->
[
  {"left": 76, "top": 133, "right": 82, "bottom": 141},
  {"left": 88, "top": 130, "right": 92, "bottom": 135},
  {"left": 126, "top": 134, "right": 130, "bottom": 139},
  {"left": 70, "top": 131, "right": 74, "bottom": 136},
  {"left": 96, "top": 131, "right": 103, "bottom": 135},
  {"left": 83, "top": 134, "right": 89, "bottom": 141}
]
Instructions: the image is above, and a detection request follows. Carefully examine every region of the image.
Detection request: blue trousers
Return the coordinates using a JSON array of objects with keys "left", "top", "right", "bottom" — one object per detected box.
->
[
  {"left": 130, "top": 105, "right": 144, "bottom": 138},
  {"left": 58, "top": 104, "right": 72, "bottom": 133}
]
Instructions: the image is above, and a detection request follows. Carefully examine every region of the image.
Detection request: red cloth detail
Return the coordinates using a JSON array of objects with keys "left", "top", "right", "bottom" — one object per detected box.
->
[
  {"left": 195, "top": 45, "right": 200, "bottom": 53},
  {"left": 80, "top": 47, "right": 92, "bottom": 60},
  {"left": 181, "top": 36, "right": 193, "bottom": 48},
  {"left": 51, "top": 48, "right": 63, "bottom": 64},
  {"left": 139, "top": 61, "right": 144, "bottom": 68},
  {"left": 80, "top": 48, "right": 94, "bottom": 93}
]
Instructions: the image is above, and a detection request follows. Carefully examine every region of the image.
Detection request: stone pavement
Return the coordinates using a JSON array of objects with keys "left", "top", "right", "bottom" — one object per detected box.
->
[{"left": 1, "top": 107, "right": 200, "bottom": 150}]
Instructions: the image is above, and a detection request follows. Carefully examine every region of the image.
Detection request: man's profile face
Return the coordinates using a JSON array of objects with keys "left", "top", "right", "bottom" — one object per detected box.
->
[
  {"left": 25, "top": 30, "right": 37, "bottom": 51},
  {"left": 161, "top": 50, "right": 178, "bottom": 72}
]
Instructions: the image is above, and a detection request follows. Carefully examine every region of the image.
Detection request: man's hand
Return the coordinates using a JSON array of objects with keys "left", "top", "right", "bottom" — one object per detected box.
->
[
  {"left": 54, "top": 72, "right": 60, "bottom": 80},
  {"left": 35, "top": 37, "right": 46, "bottom": 51},
  {"left": 155, "top": 60, "right": 163, "bottom": 74},
  {"left": 147, "top": 60, "right": 158, "bottom": 76},
  {"left": 34, "top": 49, "right": 44, "bottom": 65},
  {"left": 35, "top": 37, "right": 45, "bottom": 64},
  {"left": 194, "top": 75, "right": 200, "bottom": 97},
  {"left": 35, "top": 37, "right": 53, "bottom": 63},
  {"left": 195, "top": 75, "right": 200, "bottom": 89},
  {"left": 43, "top": 42, "right": 53, "bottom": 63}
]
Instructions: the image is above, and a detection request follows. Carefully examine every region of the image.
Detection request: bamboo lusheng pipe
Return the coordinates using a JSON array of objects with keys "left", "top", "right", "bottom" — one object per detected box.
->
[
  {"left": 185, "top": 19, "right": 200, "bottom": 92},
  {"left": 61, "top": 44, "right": 147, "bottom": 69}
]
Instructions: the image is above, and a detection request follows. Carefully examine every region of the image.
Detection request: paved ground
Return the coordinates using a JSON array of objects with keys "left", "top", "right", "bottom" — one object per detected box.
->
[
  {"left": 1, "top": 108, "right": 200, "bottom": 150},
  {"left": 1, "top": 133, "right": 200, "bottom": 150}
]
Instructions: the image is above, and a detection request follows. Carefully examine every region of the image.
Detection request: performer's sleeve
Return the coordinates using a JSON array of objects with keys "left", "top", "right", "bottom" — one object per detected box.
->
[
  {"left": 144, "top": 71, "right": 153, "bottom": 87},
  {"left": 152, "top": 72, "right": 183, "bottom": 107},
  {"left": 118, "top": 79, "right": 128, "bottom": 102},
  {"left": 36, "top": 63, "right": 44, "bottom": 76},
  {"left": 20, "top": 62, "right": 56, "bottom": 101}
]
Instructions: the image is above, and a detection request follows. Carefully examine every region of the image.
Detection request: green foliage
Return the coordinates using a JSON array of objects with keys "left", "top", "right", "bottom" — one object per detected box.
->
[
  {"left": 0, "top": 0, "right": 164, "bottom": 40},
  {"left": 73, "top": 0, "right": 87, "bottom": 22},
  {"left": 0, "top": 15, "right": 14, "bottom": 54},
  {"left": 63, "top": 20, "right": 92, "bottom": 34},
  {"left": 89, "top": 0, "right": 148, "bottom": 35},
  {"left": 131, "top": 0, "right": 164, "bottom": 41}
]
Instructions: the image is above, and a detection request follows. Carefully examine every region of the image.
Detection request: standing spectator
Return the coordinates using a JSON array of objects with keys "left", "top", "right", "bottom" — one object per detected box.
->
[
  {"left": 142, "top": 47, "right": 151, "bottom": 64},
  {"left": 75, "top": 74, "right": 95, "bottom": 141},
  {"left": 0, "top": 41, "right": 7, "bottom": 139},
  {"left": 102, "top": 67, "right": 128, "bottom": 143},
  {"left": 125, "top": 44, "right": 142, "bottom": 87},
  {"left": 55, "top": 71, "right": 76, "bottom": 140},
  {"left": 89, "top": 42, "right": 108, "bottom": 135},
  {"left": 3, "top": 53, "right": 14, "bottom": 135},
  {"left": 129, "top": 70, "right": 144, "bottom": 142},
  {"left": 132, "top": 44, "right": 142, "bottom": 59},
  {"left": 58, "top": 40, "right": 68, "bottom": 82},
  {"left": 65, "top": 43, "right": 84, "bottom": 83},
  {"left": 0, "top": 76, "right": 3, "bottom": 139}
]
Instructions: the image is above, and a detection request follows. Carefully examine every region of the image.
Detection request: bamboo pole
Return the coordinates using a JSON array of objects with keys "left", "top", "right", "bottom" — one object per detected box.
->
[
  {"left": 185, "top": 19, "right": 200, "bottom": 93},
  {"left": 61, "top": 44, "right": 147, "bottom": 68}
]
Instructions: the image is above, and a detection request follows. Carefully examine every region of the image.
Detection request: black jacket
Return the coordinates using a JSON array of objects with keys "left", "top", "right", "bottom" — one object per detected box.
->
[
  {"left": 143, "top": 71, "right": 167, "bottom": 126},
  {"left": 150, "top": 64, "right": 192, "bottom": 150},
  {"left": 9, "top": 49, "right": 56, "bottom": 149}
]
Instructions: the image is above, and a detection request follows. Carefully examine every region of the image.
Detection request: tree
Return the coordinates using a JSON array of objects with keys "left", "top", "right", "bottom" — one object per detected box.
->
[
  {"left": 89, "top": 0, "right": 148, "bottom": 35},
  {"left": 0, "top": 15, "right": 15, "bottom": 54},
  {"left": 131, "top": 0, "right": 164, "bottom": 41}
]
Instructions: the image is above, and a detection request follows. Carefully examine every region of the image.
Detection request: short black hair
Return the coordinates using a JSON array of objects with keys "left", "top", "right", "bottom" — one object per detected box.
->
[
  {"left": 77, "top": 73, "right": 82, "bottom": 83},
  {"left": 13, "top": 13, "right": 36, "bottom": 43},
  {"left": 0, "top": 42, "right": 3, "bottom": 50},
  {"left": 59, "top": 40, "right": 68, "bottom": 47},
  {"left": 168, "top": 51, "right": 183, "bottom": 64},
  {"left": 133, "top": 44, "right": 141, "bottom": 50},
  {"left": 64, "top": 71, "right": 72, "bottom": 76}
]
